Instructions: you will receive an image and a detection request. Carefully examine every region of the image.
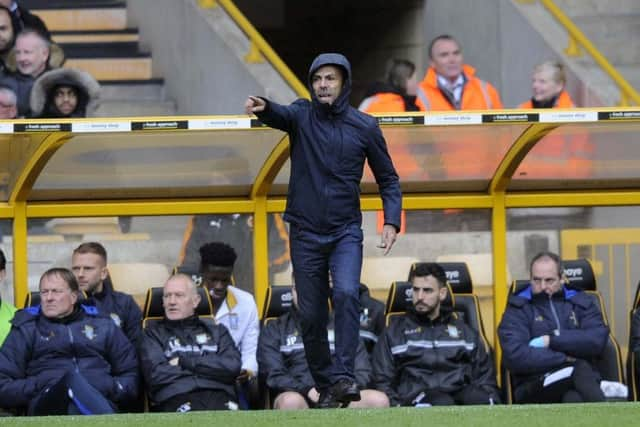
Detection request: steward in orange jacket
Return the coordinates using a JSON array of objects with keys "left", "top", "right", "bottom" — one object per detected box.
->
[
  {"left": 416, "top": 64, "right": 503, "bottom": 111},
  {"left": 517, "top": 90, "right": 592, "bottom": 179},
  {"left": 518, "top": 90, "right": 574, "bottom": 109}
]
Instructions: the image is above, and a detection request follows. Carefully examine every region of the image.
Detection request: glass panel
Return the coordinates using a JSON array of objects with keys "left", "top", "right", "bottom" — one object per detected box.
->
[
  {"left": 25, "top": 215, "right": 190, "bottom": 307},
  {"left": 362, "top": 209, "right": 495, "bottom": 344},
  {"left": 507, "top": 206, "right": 637, "bottom": 360},
  {"left": 511, "top": 122, "right": 640, "bottom": 190},
  {"left": 268, "top": 213, "right": 291, "bottom": 286},
  {"left": 272, "top": 124, "right": 525, "bottom": 195},
  {"left": 177, "top": 213, "right": 256, "bottom": 295},
  {"left": 30, "top": 129, "right": 285, "bottom": 200}
]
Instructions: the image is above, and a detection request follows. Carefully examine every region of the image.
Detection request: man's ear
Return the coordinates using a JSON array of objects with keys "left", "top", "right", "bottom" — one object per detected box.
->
[
  {"left": 193, "top": 292, "right": 201, "bottom": 309},
  {"left": 439, "top": 285, "right": 448, "bottom": 302}
]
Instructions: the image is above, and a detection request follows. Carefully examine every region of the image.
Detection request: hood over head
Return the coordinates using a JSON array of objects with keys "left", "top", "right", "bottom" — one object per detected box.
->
[
  {"left": 29, "top": 67, "right": 100, "bottom": 118},
  {"left": 308, "top": 52, "right": 351, "bottom": 116}
]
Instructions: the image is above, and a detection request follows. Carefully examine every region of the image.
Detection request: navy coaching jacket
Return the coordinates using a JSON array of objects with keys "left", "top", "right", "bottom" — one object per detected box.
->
[
  {"left": 498, "top": 285, "right": 608, "bottom": 388},
  {"left": 255, "top": 53, "right": 402, "bottom": 234},
  {"left": 0, "top": 304, "right": 139, "bottom": 409}
]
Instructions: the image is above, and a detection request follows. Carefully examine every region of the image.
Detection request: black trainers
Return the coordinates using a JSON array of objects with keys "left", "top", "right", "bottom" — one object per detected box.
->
[
  {"left": 332, "top": 378, "right": 361, "bottom": 404},
  {"left": 315, "top": 380, "right": 360, "bottom": 409},
  {"left": 316, "top": 388, "right": 342, "bottom": 409}
]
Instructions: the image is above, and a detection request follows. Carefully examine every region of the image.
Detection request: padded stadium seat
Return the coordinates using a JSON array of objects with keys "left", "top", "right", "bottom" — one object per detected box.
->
[
  {"left": 142, "top": 285, "right": 213, "bottom": 327},
  {"left": 261, "top": 285, "right": 293, "bottom": 323},
  {"left": 562, "top": 259, "right": 597, "bottom": 291}
]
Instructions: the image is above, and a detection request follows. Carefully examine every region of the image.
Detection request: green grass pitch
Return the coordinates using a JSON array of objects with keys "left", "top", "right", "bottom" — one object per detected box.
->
[{"left": 2, "top": 403, "right": 639, "bottom": 427}]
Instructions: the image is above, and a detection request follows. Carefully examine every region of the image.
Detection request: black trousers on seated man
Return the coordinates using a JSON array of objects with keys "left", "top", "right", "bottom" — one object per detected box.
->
[
  {"left": 153, "top": 389, "right": 237, "bottom": 412},
  {"left": 515, "top": 359, "right": 605, "bottom": 403},
  {"left": 414, "top": 386, "right": 499, "bottom": 406},
  {"left": 28, "top": 370, "right": 115, "bottom": 415}
]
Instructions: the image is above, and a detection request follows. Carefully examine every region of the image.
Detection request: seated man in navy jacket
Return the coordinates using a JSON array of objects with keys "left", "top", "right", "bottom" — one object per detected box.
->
[
  {"left": 139, "top": 274, "right": 241, "bottom": 412},
  {"left": 498, "top": 251, "right": 608, "bottom": 403},
  {"left": 71, "top": 242, "right": 142, "bottom": 344},
  {"left": 0, "top": 268, "right": 138, "bottom": 415}
]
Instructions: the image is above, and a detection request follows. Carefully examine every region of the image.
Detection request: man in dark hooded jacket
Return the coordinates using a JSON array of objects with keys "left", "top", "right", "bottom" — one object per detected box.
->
[
  {"left": 245, "top": 53, "right": 402, "bottom": 408},
  {"left": 498, "top": 251, "right": 608, "bottom": 403}
]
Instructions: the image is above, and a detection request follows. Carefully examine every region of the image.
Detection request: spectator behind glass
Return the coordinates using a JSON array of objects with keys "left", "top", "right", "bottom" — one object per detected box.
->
[
  {"left": 0, "top": 6, "right": 15, "bottom": 73},
  {"left": 416, "top": 34, "right": 503, "bottom": 111},
  {"left": 519, "top": 61, "right": 575, "bottom": 109},
  {"left": 30, "top": 68, "right": 100, "bottom": 118},
  {"left": 0, "top": 80, "right": 17, "bottom": 118},
  {"left": 358, "top": 59, "right": 418, "bottom": 113},
  {"left": 0, "top": 1, "right": 49, "bottom": 40},
  {"left": 7, "top": 28, "right": 50, "bottom": 117}
]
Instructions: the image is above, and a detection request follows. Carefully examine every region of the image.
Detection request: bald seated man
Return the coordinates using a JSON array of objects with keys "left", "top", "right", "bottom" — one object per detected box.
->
[{"left": 139, "top": 274, "right": 242, "bottom": 412}]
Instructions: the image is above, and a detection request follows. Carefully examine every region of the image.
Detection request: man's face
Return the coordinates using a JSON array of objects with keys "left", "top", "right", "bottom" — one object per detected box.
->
[
  {"left": 0, "top": 1, "right": 11, "bottom": 8},
  {"left": 312, "top": 65, "right": 343, "bottom": 105},
  {"left": 531, "top": 257, "right": 563, "bottom": 295},
  {"left": 0, "top": 91, "right": 16, "bottom": 119},
  {"left": 40, "top": 274, "right": 78, "bottom": 318},
  {"left": 412, "top": 274, "right": 446, "bottom": 318},
  {"left": 0, "top": 11, "right": 13, "bottom": 52},
  {"left": 15, "top": 33, "right": 49, "bottom": 77},
  {"left": 54, "top": 86, "right": 78, "bottom": 115},
  {"left": 201, "top": 265, "right": 233, "bottom": 302},
  {"left": 71, "top": 252, "right": 107, "bottom": 294},
  {"left": 430, "top": 39, "right": 463, "bottom": 82},
  {"left": 163, "top": 276, "right": 200, "bottom": 321}
]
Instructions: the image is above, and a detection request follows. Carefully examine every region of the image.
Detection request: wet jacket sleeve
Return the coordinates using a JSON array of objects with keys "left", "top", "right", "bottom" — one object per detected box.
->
[
  {"left": 179, "top": 326, "right": 241, "bottom": 383},
  {"left": 498, "top": 302, "right": 567, "bottom": 375},
  {"left": 0, "top": 327, "right": 40, "bottom": 408},
  {"left": 139, "top": 327, "right": 192, "bottom": 396},
  {"left": 548, "top": 296, "right": 608, "bottom": 358},
  {"left": 104, "top": 324, "right": 139, "bottom": 403},
  {"left": 257, "top": 320, "right": 310, "bottom": 396},
  {"left": 365, "top": 123, "right": 402, "bottom": 231},
  {"left": 371, "top": 330, "right": 400, "bottom": 406},
  {"left": 255, "top": 98, "right": 305, "bottom": 134}
]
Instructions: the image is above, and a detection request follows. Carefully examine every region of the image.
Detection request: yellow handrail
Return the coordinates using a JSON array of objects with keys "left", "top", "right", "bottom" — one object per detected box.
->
[
  {"left": 539, "top": 0, "right": 640, "bottom": 106},
  {"left": 199, "top": 0, "right": 309, "bottom": 99}
]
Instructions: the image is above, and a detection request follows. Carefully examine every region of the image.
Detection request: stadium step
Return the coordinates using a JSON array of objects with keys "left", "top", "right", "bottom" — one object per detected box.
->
[
  {"left": 22, "top": 0, "right": 176, "bottom": 115},
  {"left": 29, "top": 0, "right": 127, "bottom": 32},
  {"left": 99, "top": 79, "right": 166, "bottom": 101},
  {"left": 95, "top": 99, "right": 177, "bottom": 117},
  {"left": 53, "top": 29, "right": 139, "bottom": 44}
]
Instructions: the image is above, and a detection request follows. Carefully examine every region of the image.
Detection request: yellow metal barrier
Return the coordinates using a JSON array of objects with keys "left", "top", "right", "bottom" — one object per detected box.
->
[
  {"left": 205, "top": 0, "right": 309, "bottom": 99},
  {"left": 538, "top": 0, "right": 640, "bottom": 106}
]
